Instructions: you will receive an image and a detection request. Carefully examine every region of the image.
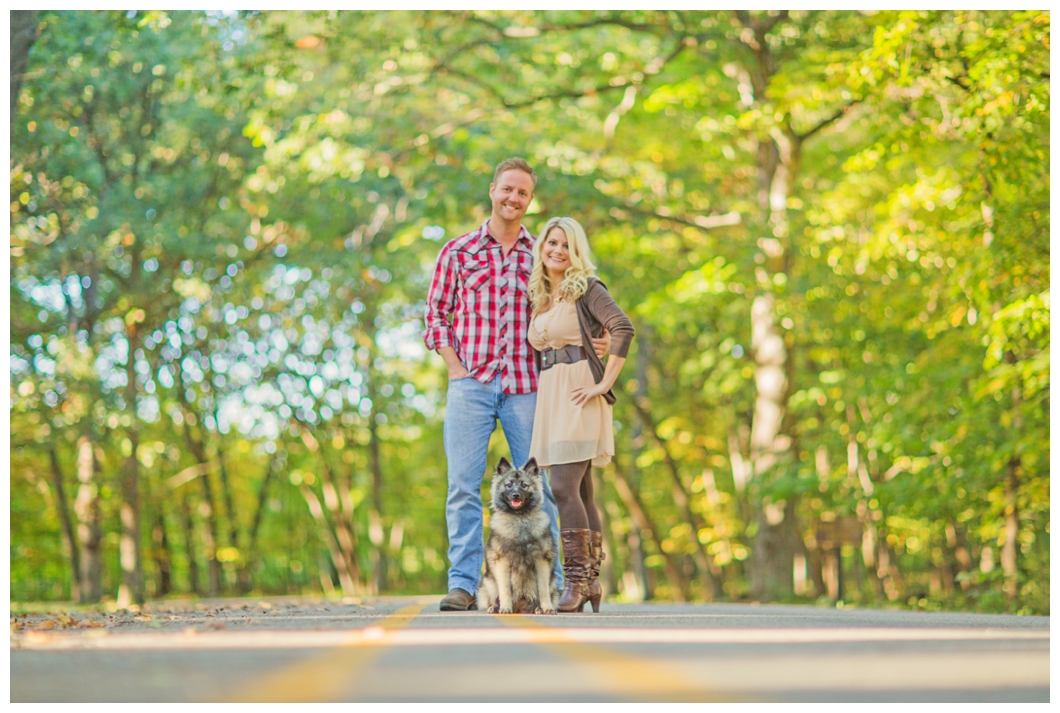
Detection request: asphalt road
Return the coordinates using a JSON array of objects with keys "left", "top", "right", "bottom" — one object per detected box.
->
[{"left": 9, "top": 596, "right": 1050, "bottom": 702}]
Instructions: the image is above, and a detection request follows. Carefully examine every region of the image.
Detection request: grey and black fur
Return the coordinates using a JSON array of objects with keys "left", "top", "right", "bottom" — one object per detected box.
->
[{"left": 477, "top": 457, "right": 559, "bottom": 615}]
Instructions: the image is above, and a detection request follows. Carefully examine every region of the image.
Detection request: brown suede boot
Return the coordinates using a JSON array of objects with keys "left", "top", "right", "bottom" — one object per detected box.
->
[
  {"left": 587, "top": 530, "right": 605, "bottom": 609},
  {"left": 557, "top": 529, "right": 600, "bottom": 613}
]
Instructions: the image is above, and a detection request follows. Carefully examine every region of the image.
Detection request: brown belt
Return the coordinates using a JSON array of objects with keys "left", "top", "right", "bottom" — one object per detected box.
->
[{"left": 540, "top": 344, "right": 587, "bottom": 371}]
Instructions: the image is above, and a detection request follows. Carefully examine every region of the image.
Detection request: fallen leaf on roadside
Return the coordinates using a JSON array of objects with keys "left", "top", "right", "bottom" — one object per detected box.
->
[
  {"left": 165, "top": 615, "right": 182, "bottom": 622},
  {"left": 133, "top": 615, "right": 153, "bottom": 622},
  {"left": 56, "top": 613, "right": 75, "bottom": 628},
  {"left": 79, "top": 619, "right": 105, "bottom": 629},
  {"left": 36, "top": 620, "right": 57, "bottom": 630}
]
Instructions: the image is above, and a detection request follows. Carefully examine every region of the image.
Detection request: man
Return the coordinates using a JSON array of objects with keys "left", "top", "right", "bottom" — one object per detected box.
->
[{"left": 422, "top": 158, "right": 607, "bottom": 611}]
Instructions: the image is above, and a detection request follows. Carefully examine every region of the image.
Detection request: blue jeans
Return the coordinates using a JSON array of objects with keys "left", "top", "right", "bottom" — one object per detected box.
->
[{"left": 444, "top": 375, "right": 563, "bottom": 594}]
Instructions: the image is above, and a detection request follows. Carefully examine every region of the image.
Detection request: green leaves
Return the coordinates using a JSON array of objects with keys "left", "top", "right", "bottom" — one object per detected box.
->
[{"left": 10, "top": 10, "right": 1049, "bottom": 613}]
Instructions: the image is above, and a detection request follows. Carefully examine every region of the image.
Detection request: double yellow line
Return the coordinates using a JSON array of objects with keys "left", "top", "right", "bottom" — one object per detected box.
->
[
  {"left": 225, "top": 601, "right": 732, "bottom": 702},
  {"left": 223, "top": 601, "right": 428, "bottom": 702},
  {"left": 496, "top": 614, "right": 731, "bottom": 702}
]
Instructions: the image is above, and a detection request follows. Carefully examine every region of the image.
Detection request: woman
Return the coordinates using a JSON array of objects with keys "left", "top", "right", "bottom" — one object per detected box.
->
[{"left": 527, "top": 216, "right": 634, "bottom": 613}]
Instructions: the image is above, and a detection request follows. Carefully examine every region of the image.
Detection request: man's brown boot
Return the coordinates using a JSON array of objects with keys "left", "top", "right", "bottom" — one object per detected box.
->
[
  {"left": 557, "top": 529, "right": 599, "bottom": 613},
  {"left": 439, "top": 588, "right": 476, "bottom": 611}
]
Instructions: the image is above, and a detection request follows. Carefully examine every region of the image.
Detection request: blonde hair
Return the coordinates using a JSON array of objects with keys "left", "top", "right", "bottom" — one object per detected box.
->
[{"left": 528, "top": 216, "right": 597, "bottom": 314}]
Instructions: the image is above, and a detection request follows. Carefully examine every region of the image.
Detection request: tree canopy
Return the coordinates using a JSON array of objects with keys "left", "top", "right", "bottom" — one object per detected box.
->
[{"left": 10, "top": 10, "right": 1048, "bottom": 614}]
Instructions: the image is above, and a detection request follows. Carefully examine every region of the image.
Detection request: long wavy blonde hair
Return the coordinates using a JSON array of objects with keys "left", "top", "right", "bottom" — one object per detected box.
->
[{"left": 528, "top": 216, "right": 597, "bottom": 314}]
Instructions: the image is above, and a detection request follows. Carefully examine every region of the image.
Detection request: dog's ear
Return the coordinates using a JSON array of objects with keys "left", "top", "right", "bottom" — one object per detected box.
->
[
  {"left": 496, "top": 457, "right": 513, "bottom": 475},
  {"left": 522, "top": 458, "right": 539, "bottom": 477}
]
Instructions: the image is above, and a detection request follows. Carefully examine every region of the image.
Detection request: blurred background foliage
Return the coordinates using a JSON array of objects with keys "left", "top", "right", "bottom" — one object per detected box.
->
[{"left": 10, "top": 10, "right": 1048, "bottom": 614}]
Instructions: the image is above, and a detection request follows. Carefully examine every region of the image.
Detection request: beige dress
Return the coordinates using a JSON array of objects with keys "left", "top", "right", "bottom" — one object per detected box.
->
[{"left": 528, "top": 299, "right": 614, "bottom": 467}]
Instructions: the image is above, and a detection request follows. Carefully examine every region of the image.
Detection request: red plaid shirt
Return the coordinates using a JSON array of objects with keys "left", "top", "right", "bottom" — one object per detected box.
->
[{"left": 422, "top": 220, "right": 537, "bottom": 394}]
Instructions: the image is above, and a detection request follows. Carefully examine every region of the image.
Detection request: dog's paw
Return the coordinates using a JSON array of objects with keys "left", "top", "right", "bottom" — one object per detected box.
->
[
  {"left": 538, "top": 606, "right": 557, "bottom": 615},
  {"left": 498, "top": 606, "right": 513, "bottom": 614},
  {"left": 486, "top": 605, "right": 497, "bottom": 614}
]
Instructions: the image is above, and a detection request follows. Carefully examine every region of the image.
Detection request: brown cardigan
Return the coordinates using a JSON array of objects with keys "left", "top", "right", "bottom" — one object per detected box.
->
[{"left": 534, "top": 277, "right": 635, "bottom": 405}]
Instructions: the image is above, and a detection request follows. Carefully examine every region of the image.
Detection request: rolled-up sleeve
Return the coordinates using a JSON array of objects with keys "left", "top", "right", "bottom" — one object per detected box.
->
[{"left": 422, "top": 244, "right": 458, "bottom": 351}]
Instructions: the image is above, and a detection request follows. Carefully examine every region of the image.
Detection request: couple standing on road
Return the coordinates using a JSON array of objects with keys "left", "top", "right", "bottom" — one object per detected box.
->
[{"left": 422, "top": 158, "right": 635, "bottom": 614}]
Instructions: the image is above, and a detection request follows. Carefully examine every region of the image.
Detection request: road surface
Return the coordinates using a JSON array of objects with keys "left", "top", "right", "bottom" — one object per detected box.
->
[{"left": 10, "top": 596, "right": 1049, "bottom": 702}]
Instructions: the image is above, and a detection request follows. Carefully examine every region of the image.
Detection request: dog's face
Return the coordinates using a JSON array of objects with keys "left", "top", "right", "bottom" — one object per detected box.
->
[{"left": 491, "top": 457, "right": 543, "bottom": 515}]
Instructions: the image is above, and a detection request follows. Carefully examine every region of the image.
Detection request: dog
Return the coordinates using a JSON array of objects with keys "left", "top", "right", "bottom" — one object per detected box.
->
[{"left": 477, "top": 457, "right": 559, "bottom": 615}]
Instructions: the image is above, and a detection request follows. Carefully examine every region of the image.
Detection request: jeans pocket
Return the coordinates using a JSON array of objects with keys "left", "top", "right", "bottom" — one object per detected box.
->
[{"left": 448, "top": 374, "right": 474, "bottom": 389}]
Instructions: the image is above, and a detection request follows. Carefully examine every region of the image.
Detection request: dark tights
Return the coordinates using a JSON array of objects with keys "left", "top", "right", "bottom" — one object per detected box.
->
[{"left": 550, "top": 460, "right": 601, "bottom": 532}]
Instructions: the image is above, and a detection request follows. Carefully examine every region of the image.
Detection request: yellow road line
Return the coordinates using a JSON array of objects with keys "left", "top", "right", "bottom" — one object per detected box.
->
[
  {"left": 221, "top": 601, "right": 428, "bottom": 703},
  {"left": 496, "top": 614, "right": 736, "bottom": 702}
]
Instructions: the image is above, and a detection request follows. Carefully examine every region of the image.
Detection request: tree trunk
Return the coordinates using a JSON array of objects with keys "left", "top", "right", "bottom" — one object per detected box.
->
[
  {"left": 367, "top": 416, "right": 387, "bottom": 594},
  {"left": 364, "top": 329, "right": 388, "bottom": 595},
  {"left": 47, "top": 446, "right": 82, "bottom": 600},
  {"left": 247, "top": 458, "right": 277, "bottom": 552},
  {"left": 10, "top": 10, "right": 39, "bottom": 135},
  {"left": 178, "top": 405, "right": 223, "bottom": 596},
  {"left": 1001, "top": 382, "right": 1021, "bottom": 604},
  {"left": 846, "top": 405, "right": 883, "bottom": 600},
  {"left": 299, "top": 482, "right": 358, "bottom": 596},
  {"left": 737, "top": 11, "right": 801, "bottom": 602},
  {"left": 119, "top": 325, "right": 145, "bottom": 607},
  {"left": 171, "top": 449, "right": 220, "bottom": 597},
  {"left": 945, "top": 520, "right": 974, "bottom": 592},
  {"left": 197, "top": 473, "right": 223, "bottom": 596},
  {"left": 245, "top": 457, "right": 278, "bottom": 593},
  {"left": 299, "top": 426, "right": 362, "bottom": 594},
  {"left": 73, "top": 436, "right": 103, "bottom": 602},
  {"left": 1001, "top": 460, "right": 1021, "bottom": 603},
  {"left": 215, "top": 438, "right": 248, "bottom": 592},
  {"left": 875, "top": 528, "right": 903, "bottom": 601},
  {"left": 119, "top": 427, "right": 145, "bottom": 606},
  {"left": 748, "top": 293, "right": 796, "bottom": 600},
  {"left": 625, "top": 528, "right": 652, "bottom": 601},
  {"left": 152, "top": 509, "right": 172, "bottom": 597},
  {"left": 802, "top": 537, "right": 828, "bottom": 600},
  {"left": 747, "top": 257, "right": 798, "bottom": 601},
  {"left": 178, "top": 489, "right": 201, "bottom": 596},
  {"left": 751, "top": 498, "right": 799, "bottom": 601}
]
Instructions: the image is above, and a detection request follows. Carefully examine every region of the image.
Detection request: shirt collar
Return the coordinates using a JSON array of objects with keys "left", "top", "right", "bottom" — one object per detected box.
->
[{"left": 480, "top": 220, "right": 534, "bottom": 255}]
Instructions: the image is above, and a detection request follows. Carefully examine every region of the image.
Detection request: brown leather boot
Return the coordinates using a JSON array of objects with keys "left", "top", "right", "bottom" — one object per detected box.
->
[
  {"left": 439, "top": 588, "right": 476, "bottom": 611},
  {"left": 587, "top": 530, "right": 605, "bottom": 609},
  {"left": 557, "top": 529, "right": 600, "bottom": 613}
]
